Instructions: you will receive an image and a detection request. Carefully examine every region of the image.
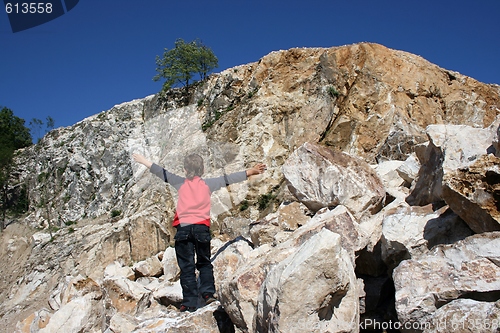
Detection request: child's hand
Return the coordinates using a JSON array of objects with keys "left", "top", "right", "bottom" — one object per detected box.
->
[
  {"left": 247, "top": 163, "right": 267, "bottom": 177},
  {"left": 133, "top": 153, "right": 153, "bottom": 168}
]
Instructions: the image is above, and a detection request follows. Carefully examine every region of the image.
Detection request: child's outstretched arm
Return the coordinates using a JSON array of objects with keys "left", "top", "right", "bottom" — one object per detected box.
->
[
  {"left": 204, "top": 163, "right": 266, "bottom": 192},
  {"left": 133, "top": 153, "right": 185, "bottom": 188},
  {"left": 246, "top": 163, "right": 267, "bottom": 177},
  {"left": 133, "top": 153, "right": 153, "bottom": 169}
]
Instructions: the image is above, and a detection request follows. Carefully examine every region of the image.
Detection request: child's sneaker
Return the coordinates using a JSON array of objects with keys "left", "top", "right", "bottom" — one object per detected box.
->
[
  {"left": 203, "top": 294, "right": 217, "bottom": 305},
  {"left": 179, "top": 304, "right": 196, "bottom": 312}
]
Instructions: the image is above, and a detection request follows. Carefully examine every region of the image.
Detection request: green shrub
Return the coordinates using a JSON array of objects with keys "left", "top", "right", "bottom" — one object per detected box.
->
[
  {"left": 327, "top": 86, "right": 340, "bottom": 98},
  {"left": 111, "top": 210, "right": 121, "bottom": 218},
  {"left": 202, "top": 119, "right": 215, "bottom": 131},
  {"left": 239, "top": 200, "right": 249, "bottom": 211},
  {"left": 258, "top": 193, "right": 276, "bottom": 211}
]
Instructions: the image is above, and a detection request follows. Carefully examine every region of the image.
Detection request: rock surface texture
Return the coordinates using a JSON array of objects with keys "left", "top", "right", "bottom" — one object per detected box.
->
[{"left": 1, "top": 42, "right": 500, "bottom": 333}]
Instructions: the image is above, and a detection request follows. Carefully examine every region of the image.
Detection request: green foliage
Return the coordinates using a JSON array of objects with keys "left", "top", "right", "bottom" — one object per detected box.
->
[
  {"left": 327, "top": 86, "right": 340, "bottom": 98},
  {"left": 153, "top": 38, "right": 218, "bottom": 93},
  {"left": 0, "top": 107, "right": 32, "bottom": 227},
  {"left": 196, "top": 42, "right": 218, "bottom": 82},
  {"left": 239, "top": 200, "right": 249, "bottom": 211},
  {"left": 258, "top": 193, "right": 276, "bottom": 211},
  {"left": 111, "top": 210, "right": 122, "bottom": 218},
  {"left": 201, "top": 120, "right": 214, "bottom": 132},
  {"left": 30, "top": 116, "right": 56, "bottom": 143},
  {"left": 46, "top": 116, "right": 55, "bottom": 130},
  {"left": 0, "top": 107, "right": 32, "bottom": 155}
]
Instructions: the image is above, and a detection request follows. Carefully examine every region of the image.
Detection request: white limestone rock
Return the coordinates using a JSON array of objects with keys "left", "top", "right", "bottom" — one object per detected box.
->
[
  {"left": 381, "top": 203, "right": 473, "bottom": 269},
  {"left": 256, "top": 229, "right": 359, "bottom": 333},
  {"left": 283, "top": 142, "right": 386, "bottom": 221},
  {"left": 133, "top": 255, "right": 163, "bottom": 278},
  {"left": 104, "top": 261, "right": 135, "bottom": 280},
  {"left": 161, "top": 247, "right": 180, "bottom": 282},
  {"left": 393, "top": 232, "right": 500, "bottom": 330},
  {"left": 407, "top": 118, "right": 500, "bottom": 206}
]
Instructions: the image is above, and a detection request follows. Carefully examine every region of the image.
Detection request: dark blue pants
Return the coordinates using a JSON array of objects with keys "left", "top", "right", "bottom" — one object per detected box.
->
[{"left": 174, "top": 224, "right": 215, "bottom": 307}]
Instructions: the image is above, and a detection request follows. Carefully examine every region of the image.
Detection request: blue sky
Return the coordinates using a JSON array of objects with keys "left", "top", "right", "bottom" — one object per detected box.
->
[{"left": 1, "top": 0, "right": 499, "bottom": 133}]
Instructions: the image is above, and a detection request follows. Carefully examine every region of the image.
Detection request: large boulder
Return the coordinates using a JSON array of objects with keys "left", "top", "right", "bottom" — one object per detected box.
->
[
  {"left": 152, "top": 280, "right": 183, "bottom": 307},
  {"left": 38, "top": 292, "right": 104, "bottom": 333},
  {"left": 17, "top": 276, "right": 103, "bottom": 333},
  {"left": 213, "top": 239, "right": 293, "bottom": 332},
  {"left": 429, "top": 299, "right": 500, "bottom": 333},
  {"left": 249, "top": 201, "right": 310, "bottom": 247},
  {"left": 103, "top": 277, "right": 150, "bottom": 314},
  {"left": 381, "top": 204, "right": 473, "bottom": 269},
  {"left": 131, "top": 302, "right": 221, "bottom": 333},
  {"left": 161, "top": 247, "right": 180, "bottom": 282},
  {"left": 104, "top": 261, "right": 135, "bottom": 280},
  {"left": 214, "top": 205, "right": 363, "bottom": 332},
  {"left": 407, "top": 119, "right": 500, "bottom": 206},
  {"left": 133, "top": 255, "right": 163, "bottom": 278},
  {"left": 256, "top": 229, "right": 359, "bottom": 333},
  {"left": 393, "top": 232, "right": 500, "bottom": 331},
  {"left": 283, "top": 142, "right": 386, "bottom": 221},
  {"left": 442, "top": 154, "right": 500, "bottom": 233}
]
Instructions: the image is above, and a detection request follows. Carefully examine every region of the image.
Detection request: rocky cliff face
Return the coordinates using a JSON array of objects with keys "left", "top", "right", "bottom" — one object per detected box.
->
[{"left": 1, "top": 42, "right": 500, "bottom": 333}]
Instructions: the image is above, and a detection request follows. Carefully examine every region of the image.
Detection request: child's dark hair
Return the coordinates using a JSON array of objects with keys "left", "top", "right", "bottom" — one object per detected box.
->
[{"left": 184, "top": 153, "right": 204, "bottom": 179}]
